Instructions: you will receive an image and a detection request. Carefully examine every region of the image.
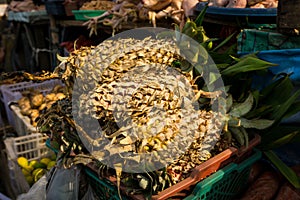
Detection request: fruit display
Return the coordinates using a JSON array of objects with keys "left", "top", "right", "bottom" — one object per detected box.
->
[
  {"left": 29, "top": 10, "right": 300, "bottom": 199},
  {"left": 17, "top": 155, "right": 57, "bottom": 186},
  {"left": 36, "top": 15, "right": 289, "bottom": 198},
  {"left": 79, "top": 0, "right": 116, "bottom": 10},
  {"left": 82, "top": 0, "right": 198, "bottom": 36},
  {"left": 17, "top": 85, "right": 66, "bottom": 127}
]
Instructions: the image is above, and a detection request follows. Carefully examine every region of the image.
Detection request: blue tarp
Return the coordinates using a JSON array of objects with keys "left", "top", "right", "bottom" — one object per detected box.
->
[
  {"left": 257, "top": 49, "right": 300, "bottom": 84},
  {"left": 237, "top": 29, "right": 300, "bottom": 83}
]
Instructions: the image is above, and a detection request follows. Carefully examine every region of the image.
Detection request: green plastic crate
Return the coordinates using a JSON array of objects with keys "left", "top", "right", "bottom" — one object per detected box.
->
[
  {"left": 45, "top": 138, "right": 59, "bottom": 154},
  {"left": 72, "top": 10, "right": 106, "bottom": 21},
  {"left": 84, "top": 167, "right": 128, "bottom": 200},
  {"left": 84, "top": 149, "right": 261, "bottom": 200},
  {"left": 185, "top": 149, "right": 262, "bottom": 200}
]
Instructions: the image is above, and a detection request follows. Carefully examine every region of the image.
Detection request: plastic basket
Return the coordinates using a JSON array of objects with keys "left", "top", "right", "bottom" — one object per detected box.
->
[
  {"left": 195, "top": 2, "right": 276, "bottom": 25},
  {"left": 10, "top": 105, "right": 37, "bottom": 136},
  {"left": 4, "top": 133, "right": 51, "bottom": 161},
  {"left": 84, "top": 134, "right": 260, "bottom": 200},
  {"left": 85, "top": 168, "right": 128, "bottom": 200},
  {"left": 72, "top": 10, "right": 107, "bottom": 21},
  {"left": 185, "top": 149, "right": 262, "bottom": 200},
  {"left": 0, "top": 79, "right": 62, "bottom": 129}
]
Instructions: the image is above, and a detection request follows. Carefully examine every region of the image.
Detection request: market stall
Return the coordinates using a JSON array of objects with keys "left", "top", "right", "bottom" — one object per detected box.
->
[{"left": 0, "top": 0, "right": 300, "bottom": 199}]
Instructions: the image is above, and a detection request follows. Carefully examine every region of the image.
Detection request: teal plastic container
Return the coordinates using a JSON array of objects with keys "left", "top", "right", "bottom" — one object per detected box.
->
[
  {"left": 185, "top": 149, "right": 261, "bottom": 200},
  {"left": 84, "top": 149, "right": 261, "bottom": 200},
  {"left": 85, "top": 167, "right": 128, "bottom": 200},
  {"left": 72, "top": 10, "right": 107, "bottom": 21}
]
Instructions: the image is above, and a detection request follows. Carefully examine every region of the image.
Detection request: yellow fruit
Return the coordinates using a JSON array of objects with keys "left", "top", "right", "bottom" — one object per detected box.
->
[
  {"left": 47, "top": 161, "right": 56, "bottom": 170},
  {"left": 40, "top": 158, "right": 51, "bottom": 165},
  {"left": 29, "top": 160, "right": 38, "bottom": 167},
  {"left": 34, "top": 168, "right": 46, "bottom": 182},
  {"left": 25, "top": 175, "right": 34, "bottom": 186},
  {"left": 17, "top": 157, "right": 28, "bottom": 168},
  {"left": 32, "top": 168, "right": 44, "bottom": 177},
  {"left": 33, "top": 162, "right": 47, "bottom": 169},
  {"left": 22, "top": 168, "right": 31, "bottom": 176},
  {"left": 23, "top": 165, "right": 34, "bottom": 172}
]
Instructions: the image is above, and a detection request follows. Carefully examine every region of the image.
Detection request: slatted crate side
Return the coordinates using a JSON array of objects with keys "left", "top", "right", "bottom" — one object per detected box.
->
[
  {"left": 0, "top": 79, "right": 62, "bottom": 128},
  {"left": 10, "top": 105, "right": 37, "bottom": 136},
  {"left": 6, "top": 133, "right": 50, "bottom": 161}
]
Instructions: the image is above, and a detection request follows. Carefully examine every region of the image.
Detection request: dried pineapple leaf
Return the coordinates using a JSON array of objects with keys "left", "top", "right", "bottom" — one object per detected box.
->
[
  {"left": 139, "top": 177, "right": 149, "bottom": 190},
  {"left": 56, "top": 54, "right": 68, "bottom": 62},
  {"left": 114, "top": 163, "right": 123, "bottom": 200}
]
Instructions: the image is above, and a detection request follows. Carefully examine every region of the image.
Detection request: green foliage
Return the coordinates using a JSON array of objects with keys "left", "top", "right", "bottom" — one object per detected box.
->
[
  {"left": 264, "top": 150, "right": 300, "bottom": 189},
  {"left": 181, "top": 11, "right": 300, "bottom": 189}
]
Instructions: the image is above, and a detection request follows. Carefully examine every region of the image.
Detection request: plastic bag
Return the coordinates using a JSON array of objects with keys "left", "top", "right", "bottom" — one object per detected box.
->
[
  {"left": 17, "top": 175, "right": 47, "bottom": 200},
  {"left": 46, "top": 162, "right": 81, "bottom": 200},
  {"left": 81, "top": 184, "right": 99, "bottom": 200}
]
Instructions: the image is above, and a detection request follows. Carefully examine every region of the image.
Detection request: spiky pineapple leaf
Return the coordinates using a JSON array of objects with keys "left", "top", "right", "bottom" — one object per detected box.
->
[
  {"left": 264, "top": 150, "right": 300, "bottom": 189},
  {"left": 181, "top": 20, "right": 198, "bottom": 39},
  {"left": 221, "top": 56, "right": 277, "bottom": 76},
  {"left": 240, "top": 126, "right": 249, "bottom": 147},
  {"left": 209, "top": 72, "right": 221, "bottom": 85},
  {"left": 252, "top": 89, "right": 260, "bottom": 108},
  {"left": 226, "top": 94, "right": 233, "bottom": 113},
  {"left": 260, "top": 125, "right": 300, "bottom": 145},
  {"left": 229, "top": 127, "right": 245, "bottom": 146},
  {"left": 194, "top": 4, "right": 208, "bottom": 26},
  {"left": 210, "top": 51, "right": 235, "bottom": 65},
  {"left": 282, "top": 100, "right": 300, "bottom": 120},
  {"left": 261, "top": 74, "right": 294, "bottom": 105},
  {"left": 244, "top": 105, "right": 273, "bottom": 119},
  {"left": 261, "top": 131, "right": 299, "bottom": 150},
  {"left": 270, "top": 90, "right": 300, "bottom": 123},
  {"left": 240, "top": 118, "right": 274, "bottom": 129},
  {"left": 212, "top": 32, "right": 236, "bottom": 52},
  {"left": 229, "top": 92, "right": 254, "bottom": 117}
]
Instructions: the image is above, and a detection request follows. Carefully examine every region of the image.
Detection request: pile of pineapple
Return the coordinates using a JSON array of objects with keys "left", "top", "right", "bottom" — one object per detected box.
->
[
  {"left": 39, "top": 34, "right": 229, "bottom": 194},
  {"left": 38, "top": 23, "right": 277, "bottom": 196}
]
